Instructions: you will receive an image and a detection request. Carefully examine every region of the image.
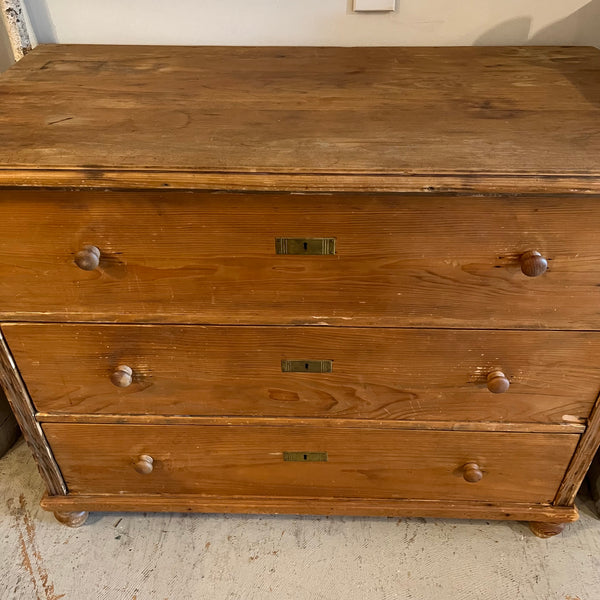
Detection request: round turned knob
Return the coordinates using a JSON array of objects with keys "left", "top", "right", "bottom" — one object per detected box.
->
[
  {"left": 110, "top": 365, "right": 133, "bottom": 388},
  {"left": 487, "top": 370, "right": 510, "bottom": 394},
  {"left": 134, "top": 454, "right": 154, "bottom": 475},
  {"left": 462, "top": 462, "right": 483, "bottom": 483},
  {"left": 520, "top": 250, "right": 547, "bottom": 277},
  {"left": 74, "top": 245, "right": 101, "bottom": 271}
]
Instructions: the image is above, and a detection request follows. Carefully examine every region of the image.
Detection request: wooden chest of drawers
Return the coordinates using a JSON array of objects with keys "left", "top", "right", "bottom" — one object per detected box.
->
[{"left": 2, "top": 45, "right": 600, "bottom": 537}]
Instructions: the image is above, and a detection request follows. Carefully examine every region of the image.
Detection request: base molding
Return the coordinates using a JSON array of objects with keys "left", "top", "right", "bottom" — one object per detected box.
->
[{"left": 40, "top": 493, "right": 578, "bottom": 524}]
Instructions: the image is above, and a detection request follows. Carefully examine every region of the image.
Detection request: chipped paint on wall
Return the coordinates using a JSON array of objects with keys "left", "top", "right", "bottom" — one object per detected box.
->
[{"left": 0, "top": 0, "right": 31, "bottom": 60}]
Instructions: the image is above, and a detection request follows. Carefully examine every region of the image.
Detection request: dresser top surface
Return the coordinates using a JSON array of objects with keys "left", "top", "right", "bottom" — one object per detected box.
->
[{"left": 1, "top": 44, "right": 599, "bottom": 194}]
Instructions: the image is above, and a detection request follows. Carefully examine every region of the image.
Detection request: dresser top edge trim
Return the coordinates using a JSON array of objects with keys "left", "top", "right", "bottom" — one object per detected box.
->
[{"left": 1, "top": 170, "right": 600, "bottom": 195}]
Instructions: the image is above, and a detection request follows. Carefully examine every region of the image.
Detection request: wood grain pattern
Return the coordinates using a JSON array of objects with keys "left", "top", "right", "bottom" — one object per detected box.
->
[
  {"left": 40, "top": 492, "right": 579, "bottom": 524},
  {"left": 2, "top": 169, "right": 599, "bottom": 195},
  {"left": 0, "top": 330, "right": 66, "bottom": 495},
  {"left": 34, "top": 413, "right": 585, "bottom": 434},
  {"left": 1, "top": 45, "right": 600, "bottom": 194},
  {"left": 2, "top": 44, "right": 599, "bottom": 531},
  {"left": 2, "top": 191, "right": 600, "bottom": 328},
  {"left": 6, "top": 323, "right": 600, "bottom": 424},
  {"left": 42, "top": 423, "right": 578, "bottom": 504}
]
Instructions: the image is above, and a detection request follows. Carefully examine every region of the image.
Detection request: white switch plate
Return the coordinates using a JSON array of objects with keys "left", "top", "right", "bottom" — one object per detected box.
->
[{"left": 353, "top": 0, "right": 395, "bottom": 11}]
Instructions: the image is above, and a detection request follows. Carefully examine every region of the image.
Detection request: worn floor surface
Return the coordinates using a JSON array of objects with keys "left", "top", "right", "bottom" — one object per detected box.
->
[{"left": 1, "top": 439, "right": 600, "bottom": 600}]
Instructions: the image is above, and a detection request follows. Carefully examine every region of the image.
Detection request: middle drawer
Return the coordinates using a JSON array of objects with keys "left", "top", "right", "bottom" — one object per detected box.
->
[{"left": 5, "top": 324, "right": 600, "bottom": 424}]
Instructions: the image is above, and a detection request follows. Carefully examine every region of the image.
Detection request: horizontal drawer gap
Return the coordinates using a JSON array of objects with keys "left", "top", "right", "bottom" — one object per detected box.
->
[
  {"left": 35, "top": 413, "right": 586, "bottom": 434},
  {"left": 0, "top": 180, "right": 595, "bottom": 198},
  {"left": 5, "top": 320, "right": 600, "bottom": 333}
]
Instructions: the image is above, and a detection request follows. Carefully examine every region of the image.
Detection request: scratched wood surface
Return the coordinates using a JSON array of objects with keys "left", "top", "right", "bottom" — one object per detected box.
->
[
  {"left": 40, "top": 493, "right": 578, "bottom": 524},
  {"left": 2, "top": 44, "right": 600, "bottom": 536},
  {"left": 42, "top": 423, "right": 578, "bottom": 504},
  {"left": 35, "top": 413, "right": 585, "bottom": 434},
  {"left": 3, "top": 441, "right": 600, "bottom": 600},
  {"left": 6, "top": 323, "right": 600, "bottom": 424},
  {"left": 2, "top": 191, "right": 600, "bottom": 328},
  {"left": 1, "top": 45, "right": 600, "bottom": 194}
]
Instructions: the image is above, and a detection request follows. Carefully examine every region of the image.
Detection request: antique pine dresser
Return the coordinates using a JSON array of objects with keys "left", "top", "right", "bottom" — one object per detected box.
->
[{"left": 1, "top": 45, "right": 600, "bottom": 538}]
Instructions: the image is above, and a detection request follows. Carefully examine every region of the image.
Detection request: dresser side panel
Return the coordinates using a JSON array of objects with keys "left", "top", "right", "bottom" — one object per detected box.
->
[{"left": 0, "top": 328, "right": 66, "bottom": 495}]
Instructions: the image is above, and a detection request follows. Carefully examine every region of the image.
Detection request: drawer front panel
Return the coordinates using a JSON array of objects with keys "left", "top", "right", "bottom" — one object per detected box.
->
[
  {"left": 9, "top": 324, "right": 600, "bottom": 423},
  {"left": 42, "top": 423, "right": 578, "bottom": 503},
  {"left": 1, "top": 190, "right": 600, "bottom": 328}
]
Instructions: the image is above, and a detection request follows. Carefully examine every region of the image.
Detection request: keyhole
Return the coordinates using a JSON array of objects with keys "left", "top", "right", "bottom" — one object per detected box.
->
[
  {"left": 303, "top": 242, "right": 308, "bottom": 251},
  {"left": 305, "top": 363, "right": 309, "bottom": 370},
  {"left": 303, "top": 454, "right": 308, "bottom": 461}
]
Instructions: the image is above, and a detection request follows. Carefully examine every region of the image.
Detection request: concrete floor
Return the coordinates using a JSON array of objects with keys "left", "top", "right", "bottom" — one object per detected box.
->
[{"left": 1, "top": 439, "right": 600, "bottom": 600}]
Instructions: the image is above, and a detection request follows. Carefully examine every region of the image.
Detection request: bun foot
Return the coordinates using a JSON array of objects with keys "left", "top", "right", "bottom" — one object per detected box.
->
[
  {"left": 528, "top": 521, "right": 566, "bottom": 538},
  {"left": 54, "top": 510, "right": 89, "bottom": 528}
]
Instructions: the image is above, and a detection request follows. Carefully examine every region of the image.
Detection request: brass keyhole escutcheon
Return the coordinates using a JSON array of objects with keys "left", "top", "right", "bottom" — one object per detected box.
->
[
  {"left": 281, "top": 360, "right": 333, "bottom": 373},
  {"left": 283, "top": 452, "right": 328, "bottom": 462},
  {"left": 275, "top": 238, "right": 336, "bottom": 255}
]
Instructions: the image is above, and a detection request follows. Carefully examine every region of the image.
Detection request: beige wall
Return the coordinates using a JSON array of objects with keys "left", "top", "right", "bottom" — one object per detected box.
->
[
  {"left": 0, "top": 15, "right": 15, "bottom": 72},
  {"left": 22, "top": 0, "right": 600, "bottom": 47}
]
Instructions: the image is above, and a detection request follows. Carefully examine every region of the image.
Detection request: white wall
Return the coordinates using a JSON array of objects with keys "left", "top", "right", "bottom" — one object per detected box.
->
[{"left": 22, "top": 0, "right": 600, "bottom": 47}]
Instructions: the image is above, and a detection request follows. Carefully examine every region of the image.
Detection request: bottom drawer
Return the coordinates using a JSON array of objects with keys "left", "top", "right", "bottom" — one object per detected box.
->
[{"left": 43, "top": 423, "right": 578, "bottom": 504}]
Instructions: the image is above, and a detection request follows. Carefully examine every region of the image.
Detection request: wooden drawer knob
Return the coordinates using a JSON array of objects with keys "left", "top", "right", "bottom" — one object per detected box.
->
[
  {"left": 110, "top": 365, "right": 133, "bottom": 388},
  {"left": 462, "top": 462, "right": 483, "bottom": 483},
  {"left": 487, "top": 370, "right": 510, "bottom": 394},
  {"left": 74, "top": 245, "right": 101, "bottom": 271},
  {"left": 134, "top": 454, "right": 154, "bottom": 475},
  {"left": 520, "top": 250, "right": 547, "bottom": 277}
]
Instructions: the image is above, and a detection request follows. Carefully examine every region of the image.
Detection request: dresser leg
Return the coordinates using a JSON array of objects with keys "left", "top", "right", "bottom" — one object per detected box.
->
[
  {"left": 528, "top": 521, "right": 566, "bottom": 538},
  {"left": 53, "top": 510, "right": 89, "bottom": 528}
]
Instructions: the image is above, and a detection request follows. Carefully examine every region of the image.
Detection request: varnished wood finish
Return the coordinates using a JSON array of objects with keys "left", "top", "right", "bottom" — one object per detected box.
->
[
  {"left": 73, "top": 245, "right": 100, "bottom": 271},
  {"left": 2, "top": 191, "right": 600, "bottom": 328},
  {"left": 6, "top": 324, "right": 600, "bottom": 423},
  {"left": 520, "top": 251, "right": 548, "bottom": 278},
  {"left": 110, "top": 365, "right": 133, "bottom": 388},
  {"left": 42, "top": 423, "right": 578, "bottom": 503},
  {"left": 34, "top": 413, "right": 586, "bottom": 434},
  {"left": 133, "top": 454, "right": 154, "bottom": 475},
  {"left": 53, "top": 510, "right": 88, "bottom": 528},
  {"left": 3, "top": 45, "right": 600, "bottom": 534},
  {"left": 0, "top": 329, "right": 66, "bottom": 495},
  {"left": 528, "top": 521, "right": 567, "bottom": 539},
  {"left": 40, "top": 493, "right": 578, "bottom": 524},
  {"left": 1, "top": 45, "right": 600, "bottom": 195},
  {"left": 2, "top": 170, "right": 599, "bottom": 196},
  {"left": 486, "top": 371, "right": 510, "bottom": 395},
  {"left": 462, "top": 463, "right": 484, "bottom": 483}
]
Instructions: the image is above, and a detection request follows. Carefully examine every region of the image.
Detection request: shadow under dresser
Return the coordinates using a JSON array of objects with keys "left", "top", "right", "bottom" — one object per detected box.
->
[{"left": 1, "top": 44, "right": 600, "bottom": 537}]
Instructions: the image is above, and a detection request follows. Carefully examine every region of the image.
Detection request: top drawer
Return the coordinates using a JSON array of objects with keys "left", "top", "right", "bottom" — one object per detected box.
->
[{"left": 1, "top": 190, "right": 599, "bottom": 328}]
